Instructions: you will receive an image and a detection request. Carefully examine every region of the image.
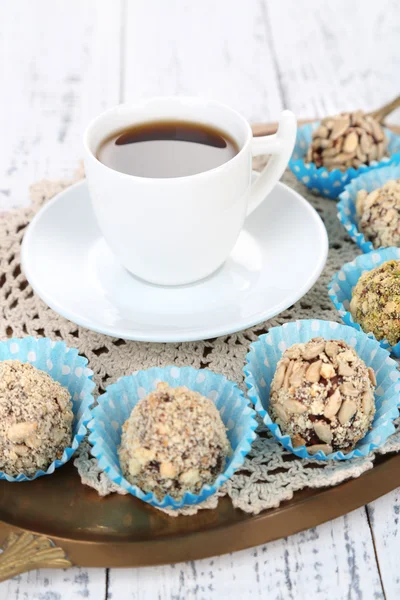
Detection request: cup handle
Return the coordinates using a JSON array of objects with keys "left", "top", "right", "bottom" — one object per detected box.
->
[{"left": 246, "top": 110, "right": 297, "bottom": 217}]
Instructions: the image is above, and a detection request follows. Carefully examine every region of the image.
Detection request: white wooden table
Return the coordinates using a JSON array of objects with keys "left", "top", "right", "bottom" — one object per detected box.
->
[{"left": 1, "top": 1, "right": 400, "bottom": 598}]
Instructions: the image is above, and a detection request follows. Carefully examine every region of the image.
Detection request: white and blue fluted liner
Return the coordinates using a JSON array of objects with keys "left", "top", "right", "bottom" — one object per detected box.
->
[
  {"left": 328, "top": 247, "right": 400, "bottom": 357},
  {"left": 337, "top": 164, "right": 400, "bottom": 253},
  {"left": 0, "top": 337, "right": 94, "bottom": 482},
  {"left": 88, "top": 366, "right": 257, "bottom": 509},
  {"left": 289, "top": 123, "right": 400, "bottom": 199},
  {"left": 244, "top": 320, "right": 400, "bottom": 461}
]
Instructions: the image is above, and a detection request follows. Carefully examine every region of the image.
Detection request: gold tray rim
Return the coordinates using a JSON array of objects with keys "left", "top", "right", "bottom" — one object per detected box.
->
[{"left": 0, "top": 451, "right": 399, "bottom": 571}]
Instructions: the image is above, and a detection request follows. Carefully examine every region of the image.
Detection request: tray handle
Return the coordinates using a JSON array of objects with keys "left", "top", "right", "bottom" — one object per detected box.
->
[{"left": 0, "top": 531, "right": 72, "bottom": 581}]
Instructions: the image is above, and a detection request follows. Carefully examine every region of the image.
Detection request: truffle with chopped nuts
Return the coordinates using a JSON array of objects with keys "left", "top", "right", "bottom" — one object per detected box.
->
[
  {"left": 306, "top": 111, "right": 387, "bottom": 172},
  {"left": 356, "top": 179, "right": 400, "bottom": 248},
  {"left": 350, "top": 259, "right": 400, "bottom": 346},
  {"left": 0, "top": 360, "right": 73, "bottom": 476},
  {"left": 118, "top": 382, "right": 231, "bottom": 499},
  {"left": 269, "top": 338, "right": 376, "bottom": 455}
]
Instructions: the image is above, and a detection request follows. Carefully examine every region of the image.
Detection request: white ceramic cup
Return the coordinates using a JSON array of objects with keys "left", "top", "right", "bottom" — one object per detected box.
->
[{"left": 84, "top": 97, "right": 296, "bottom": 286}]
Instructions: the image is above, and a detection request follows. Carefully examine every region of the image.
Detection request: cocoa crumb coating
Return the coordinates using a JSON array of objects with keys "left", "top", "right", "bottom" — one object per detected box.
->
[
  {"left": 0, "top": 360, "right": 73, "bottom": 476},
  {"left": 269, "top": 338, "right": 376, "bottom": 454},
  {"left": 350, "top": 260, "right": 400, "bottom": 346},
  {"left": 118, "top": 382, "right": 231, "bottom": 500}
]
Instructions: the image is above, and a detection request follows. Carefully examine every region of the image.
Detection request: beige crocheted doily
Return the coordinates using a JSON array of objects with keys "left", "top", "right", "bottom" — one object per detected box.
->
[{"left": 1, "top": 161, "right": 399, "bottom": 517}]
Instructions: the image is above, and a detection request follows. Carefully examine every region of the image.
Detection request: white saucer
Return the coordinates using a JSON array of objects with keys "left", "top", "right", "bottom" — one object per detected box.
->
[{"left": 21, "top": 178, "right": 328, "bottom": 343}]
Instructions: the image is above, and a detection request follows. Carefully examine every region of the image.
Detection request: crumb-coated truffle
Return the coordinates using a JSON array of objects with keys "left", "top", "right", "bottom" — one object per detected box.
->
[
  {"left": 350, "top": 260, "right": 400, "bottom": 346},
  {"left": 269, "top": 338, "right": 376, "bottom": 454},
  {"left": 356, "top": 179, "right": 400, "bottom": 248},
  {"left": 306, "top": 111, "right": 387, "bottom": 172},
  {"left": 118, "top": 382, "right": 231, "bottom": 499},
  {"left": 0, "top": 360, "right": 73, "bottom": 476}
]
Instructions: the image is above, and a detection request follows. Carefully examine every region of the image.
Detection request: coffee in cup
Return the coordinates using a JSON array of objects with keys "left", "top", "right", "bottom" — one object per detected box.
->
[{"left": 96, "top": 120, "right": 239, "bottom": 178}]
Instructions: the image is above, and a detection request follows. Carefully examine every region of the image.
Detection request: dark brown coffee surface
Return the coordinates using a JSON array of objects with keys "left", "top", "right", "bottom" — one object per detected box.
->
[{"left": 96, "top": 120, "right": 239, "bottom": 178}]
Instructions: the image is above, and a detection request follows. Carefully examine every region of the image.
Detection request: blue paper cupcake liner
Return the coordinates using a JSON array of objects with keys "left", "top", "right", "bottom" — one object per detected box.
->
[
  {"left": 244, "top": 319, "right": 400, "bottom": 461},
  {"left": 88, "top": 366, "right": 257, "bottom": 509},
  {"left": 328, "top": 247, "right": 400, "bottom": 357},
  {"left": 289, "top": 122, "right": 400, "bottom": 199},
  {"left": 337, "top": 164, "right": 400, "bottom": 253},
  {"left": 0, "top": 337, "right": 95, "bottom": 481}
]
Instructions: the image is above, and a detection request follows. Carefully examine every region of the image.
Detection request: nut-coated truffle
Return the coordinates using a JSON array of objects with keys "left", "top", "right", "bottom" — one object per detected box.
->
[
  {"left": 350, "top": 260, "right": 400, "bottom": 346},
  {"left": 118, "top": 382, "right": 231, "bottom": 499},
  {"left": 0, "top": 360, "right": 73, "bottom": 476},
  {"left": 269, "top": 338, "right": 376, "bottom": 455}
]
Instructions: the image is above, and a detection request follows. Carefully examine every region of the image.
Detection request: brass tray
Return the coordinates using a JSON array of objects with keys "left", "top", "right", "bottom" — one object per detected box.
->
[
  {"left": 1, "top": 115, "right": 400, "bottom": 580},
  {"left": 0, "top": 452, "right": 399, "bottom": 579}
]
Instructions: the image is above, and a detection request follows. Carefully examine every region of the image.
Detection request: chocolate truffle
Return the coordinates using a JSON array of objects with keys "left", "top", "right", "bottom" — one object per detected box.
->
[
  {"left": 350, "top": 260, "right": 400, "bottom": 345},
  {"left": 306, "top": 111, "right": 387, "bottom": 171},
  {"left": 356, "top": 179, "right": 400, "bottom": 248},
  {"left": 118, "top": 382, "right": 231, "bottom": 499},
  {"left": 269, "top": 338, "right": 376, "bottom": 455},
  {"left": 0, "top": 360, "right": 73, "bottom": 476}
]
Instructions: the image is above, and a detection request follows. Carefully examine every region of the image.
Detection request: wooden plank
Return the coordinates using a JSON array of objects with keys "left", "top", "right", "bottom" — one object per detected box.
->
[
  {"left": 265, "top": 0, "right": 400, "bottom": 124},
  {"left": 0, "top": 0, "right": 122, "bottom": 209},
  {"left": 367, "top": 490, "right": 400, "bottom": 599},
  {"left": 0, "top": 1, "right": 122, "bottom": 597},
  {"left": 122, "top": 0, "right": 283, "bottom": 121},
  {"left": 0, "top": 568, "right": 107, "bottom": 600},
  {"left": 263, "top": 2, "right": 400, "bottom": 595},
  {"left": 108, "top": 509, "right": 383, "bottom": 599}
]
